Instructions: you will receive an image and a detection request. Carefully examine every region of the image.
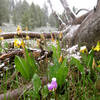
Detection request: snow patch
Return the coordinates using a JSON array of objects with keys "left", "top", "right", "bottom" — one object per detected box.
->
[
  {"left": 66, "top": 44, "right": 81, "bottom": 61},
  {"left": 67, "top": 25, "right": 80, "bottom": 38}
]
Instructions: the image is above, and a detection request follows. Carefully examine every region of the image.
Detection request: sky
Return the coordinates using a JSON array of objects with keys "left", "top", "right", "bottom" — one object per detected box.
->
[{"left": 25, "top": 0, "right": 97, "bottom": 15}]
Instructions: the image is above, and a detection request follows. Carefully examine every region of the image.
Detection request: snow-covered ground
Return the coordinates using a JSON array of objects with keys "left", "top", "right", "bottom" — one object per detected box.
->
[{"left": 0, "top": 23, "right": 57, "bottom": 32}]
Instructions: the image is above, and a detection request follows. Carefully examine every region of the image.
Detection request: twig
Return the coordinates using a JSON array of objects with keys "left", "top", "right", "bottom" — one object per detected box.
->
[
  {"left": 60, "top": 0, "right": 76, "bottom": 23},
  {"left": 76, "top": 8, "right": 89, "bottom": 15},
  {"left": 47, "top": 0, "right": 66, "bottom": 28}
]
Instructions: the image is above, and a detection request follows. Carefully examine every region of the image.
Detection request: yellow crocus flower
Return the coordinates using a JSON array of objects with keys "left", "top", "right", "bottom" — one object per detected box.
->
[
  {"left": 97, "top": 65, "right": 100, "bottom": 67},
  {"left": 0, "top": 29, "right": 2, "bottom": 33},
  {"left": 26, "top": 35, "right": 30, "bottom": 40},
  {"left": 0, "top": 37, "right": 4, "bottom": 40},
  {"left": 94, "top": 41, "right": 100, "bottom": 52},
  {"left": 59, "top": 32, "right": 63, "bottom": 39},
  {"left": 20, "top": 40, "right": 25, "bottom": 48},
  {"left": 17, "top": 25, "right": 22, "bottom": 35},
  {"left": 25, "top": 26, "right": 28, "bottom": 31},
  {"left": 80, "top": 46, "right": 87, "bottom": 53},
  {"left": 51, "top": 33, "right": 55, "bottom": 42},
  {"left": 14, "top": 39, "right": 21, "bottom": 48},
  {"left": 58, "top": 55, "right": 63, "bottom": 63}
]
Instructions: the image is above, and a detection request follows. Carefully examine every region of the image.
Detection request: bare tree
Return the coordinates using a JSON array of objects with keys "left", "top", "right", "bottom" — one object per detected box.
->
[
  {"left": 60, "top": 0, "right": 76, "bottom": 23},
  {"left": 59, "top": 0, "right": 100, "bottom": 49},
  {"left": 47, "top": 0, "right": 66, "bottom": 30}
]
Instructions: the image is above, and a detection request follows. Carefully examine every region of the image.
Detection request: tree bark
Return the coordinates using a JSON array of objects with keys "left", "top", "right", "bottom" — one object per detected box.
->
[
  {"left": 0, "top": 32, "right": 58, "bottom": 39},
  {"left": 72, "top": 12, "right": 90, "bottom": 25},
  {"left": 60, "top": 0, "right": 76, "bottom": 23},
  {"left": 62, "top": 0, "right": 100, "bottom": 50},
  {"left": 0, "top": 49, "right": 53, "bottom": 61},
  {"left": 72, "top": 2, "right": 100, "bottom": 49}
]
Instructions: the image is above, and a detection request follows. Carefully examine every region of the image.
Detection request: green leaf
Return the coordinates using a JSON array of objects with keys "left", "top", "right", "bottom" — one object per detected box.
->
[
  {"left": 57, "top": 40, "right": 61, "bottom": 59},
  {"left": 4, "top": 42, "right": 8, "bottom": 48},
  {"left": 26, "top": 90, "right": 40, "bottom": 100},
  {"left": 81, "top": 49, "right": 94, "bottom": 68},
  {"left": 96, "top": 67, "right": 100, "bottom": 72},
  {"left": 51, "top": 41, "right": 61, "bottom": 61},
  {"left": 71, "top": 57, "right": 84, "bottom": 73},
  {"left": 56, "top": 58, "right": 68, "bottom": 86},
  {"left": 32, "top": 74, "right": 41, "bottom": 93},
  {"left": 48, "top": 61, "right": 61, "bottom": 80},
  {"left": 25, "top": 48, "right": 38, "bottom": 73},
  {"left": 15, "top": 56, "right": 30, "bottom": 79},
  {"left": 87, "top": 53, "right": 93, "bottom": 69},
  {"left": 14, "top": 48, "right": 38, "bottom": 80},
  {"left": 81, "top": 53, "right": 89, "bottom": 66},
  {"left": 52, "top": 45, "right": 58, "bottom": 60},
  {"left": 41, "top": 85, "right": 48, "bottom": 99}
]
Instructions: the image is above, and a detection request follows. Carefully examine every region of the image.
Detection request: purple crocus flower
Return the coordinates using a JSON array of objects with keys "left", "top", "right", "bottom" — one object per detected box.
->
[
  {"left": 47, "top": 83, "right": 53, "bottom": 91},
  {"left": 47, "top": 77, "right": 57, "bottom": 91},
  {"left": 51, "top": 78, "right": 57, "bottom": 89}
]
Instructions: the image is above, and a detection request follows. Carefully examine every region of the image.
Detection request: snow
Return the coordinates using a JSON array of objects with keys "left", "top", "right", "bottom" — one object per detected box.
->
[
  {"left": 67, "top": 44, "right": 78, "bottom": 54},
  {"left": 66, "top": 44, "right": 81, "bottom": 61},
  {"left": 80, "top": 46, "right": 87, "bottom": 51},
  {"left": 67, "top": 25, "right": 80, "bottom": 38}
]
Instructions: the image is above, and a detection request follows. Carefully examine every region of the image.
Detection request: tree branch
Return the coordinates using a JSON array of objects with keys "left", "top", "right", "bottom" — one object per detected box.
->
[
  {"left": 72, "top": 11, "right": 91, "bottom": 25},
  {"left": 47, "top": 0, "right": 66, "bottom": 28},
  {"left": 0, "top": 27, "right": 72, "bottom": 39},
  {"left": 60, "top": 0, "right": 76, "bottom": 22},
  {"left": 0, "top": 49, "right": 53, "bottom": 61},
  {"left": 0, "top": 31, "right": 58, "bottom": 39},
  {"left": 76, "top": 8, "right": 89, "bottom": 15}
]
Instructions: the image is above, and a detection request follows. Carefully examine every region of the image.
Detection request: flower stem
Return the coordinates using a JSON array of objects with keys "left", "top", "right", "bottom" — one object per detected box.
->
[{"left": 55, "top": 90, "right": 57, "bottom": 100}]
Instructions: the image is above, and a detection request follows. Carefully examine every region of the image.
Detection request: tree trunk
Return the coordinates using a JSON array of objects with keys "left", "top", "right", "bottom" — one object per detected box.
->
[
  {"left": 62, "top": 0, "right": 100, "bottom": 50},
  {"left": 72, "top": 2, "right": 100, "bottom": 49}
]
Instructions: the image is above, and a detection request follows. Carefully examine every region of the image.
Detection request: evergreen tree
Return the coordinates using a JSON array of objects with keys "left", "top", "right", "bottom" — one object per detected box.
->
[
  {"left": 20, "top": 0, "right": 30, "bottom": 30},
  {"left": 42, "top": 2, "right": 48, "bottom": 26},
  {"left": 29, "top": 3, "right": 37, "bottom": 29},
  {"left": 0, "top": 0, "right": 9, "bottom": 25},
  {"left": 48, "top": 13, "right": 58, "bottom": 27},
  {"left": 12, "top": 0, "right": 22, "bottom": 25},
  {"left": 21, "top": 11, "right": 30, "bottom": 30},
  {"left": 12, "top": 0, "right": 49, "bottom": 30},
  {"left": 12, "top": 0, "right": 29, "bottom": 25}
]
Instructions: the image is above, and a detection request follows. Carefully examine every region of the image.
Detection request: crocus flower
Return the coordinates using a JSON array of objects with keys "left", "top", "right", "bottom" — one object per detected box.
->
[
  {"left": 17, "top": 25, "right": 22, "bottom": 35},
  {"left": 94, "top": 41, "right": 100, "bottom": 52},
  {"left": 51, "top": 78, "right": 57, "bottom": 89},
  {"left": 20, "top": 40, "right": 25, "bottom": 48},
  {"left": 14, "top": 39, "right": 25, "bottom": 48},
  {"left": 80, "top": 46, "right": 87, "bottom": 53},
  {"left": 59, "top": 32, "right": 63, "bottom": 39},
  {"left": 58, "top": 55, "right": 63, "bottom": 63},
  {"left": 47, "top": 83, "right": 53, "bottom": 91},
  {"left": 47, "top": 77, "right": 57, "bottom": 91},
  {"left": 14, "top": 39, "right": 21, "bottom": 48},
  {"left": 26, "top": 35, "right": 30, "bottom": 40},
  {"left": 0, "top": 37, "right": 4, "bottom": 41},
  {"left": 97, "top": 65, "right": 100, "bottom": 67},
  {"left": 25, "top": 26, "right": 28, "bottom": 31},
  {"left": 51, "top": 33, "right": 55, "bottom": 42},
  {"left": 0, "top": 29, "right": 2, "bottom": 33}
]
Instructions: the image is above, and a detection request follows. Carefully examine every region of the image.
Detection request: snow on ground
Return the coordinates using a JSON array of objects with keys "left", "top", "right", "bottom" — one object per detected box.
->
[{"left": 66, "top": 44, "right": 81, "bottom": 61}]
